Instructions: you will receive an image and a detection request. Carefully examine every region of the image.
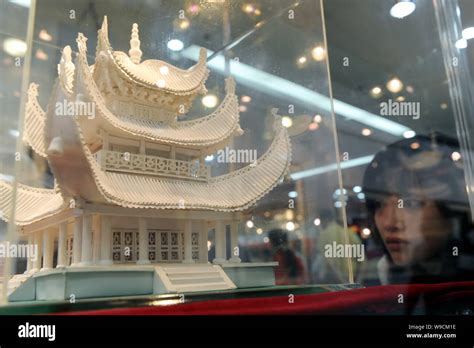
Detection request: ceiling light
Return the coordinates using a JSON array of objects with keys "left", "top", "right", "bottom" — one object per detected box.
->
[
  {"left": 167, "top": 39, "right": 184, "bottom": 51},
  {"left": 238, "top": 105, "right": 247, "bottom": 112},
  {"left": 187, "top": 4, "right": 200, "bottom": 15},
  {"left": 308, "top": 122, "right": 319, "bottom": 131},
  {"left": 243, "top": 4, "right": 255, "bottom": 13},
  {"left": 451, "top": 151, "right": 461, "bottom": 161},
  {"left": 263, "top": 237, "right": 269, "bottom": 243},
  {"left": 313, "top": 114, "right": 322, "bottom": 123},
  {"left": 241, "top": 95, "right": 251, "bottom": 103},
  {"left": 361, "top": 128, "right": 372, "bottom": 136},
  {"left": 35, "top": 48, "right": 48, "bottom": 60},
  {"left": 314, "top": 218, "right": 321, "bottom": 226},
  {"left": 353, "top": 186, "right": 362, "bottom": 193},
  {"left": 288, "top": 191, "right": 298, "bottom": 198},
  {"left": 357, "top": 192, "right": 366, "bottom": 200},
  {"left": 440, "top": 102, "right": 448, "bottom": 110},
  {"left": 205, "top": 155, "right": 214, "bottom": 162},
  {"left": 281, "top": 116, "right": 293, "bottom": 128},
  {"left": 455, "top": 38, "right": 468, "bottom": 49},
  {"left": 390, "top": 0, "right": 416, "bottom": 19},
  {"left": 179, "top": 18, "right": 190, "bottom": 30},
  {"left": 3, "top": 38, "right": 27, "bottom": 57},
  {"left": 462, "top": 27, "right": 474, "bottom": 40},
  {"left": 362, "top": 228, "right": 371, "bottom": 237},
  {"left": 406, "top": 85, "right": 414, "bottom": 93},
  {"left": 254, "top": 9, "right": 261, "bottom": 16},
  {"left": 369, "top": 86, "right": 383, "bottom": 98},
  {"left": 403, "top": 130, "right": 416, "bottom": 138},
  {"left": 311, "top": 46, "right": 326, "bottom": 61},
  {"left": 395, "top": 95, "right": 405, "bottom": 102},
  {"left": 202, "top": 94, "right": 218, "bottom": 108},
  {"left": 297, "top": 56, "right": 307, "bottom": 65},
  {"left": 291, "top": 155, "right": 374, "bottom": 180},
  {"left": 256, "top": 228, "right": 263, "bottom": 235},
  {"left": 173, "top": 18, "right": 191, "bottom": 31},
  {"left": 246, "top": 220, "right": 254, "bottom": 228},
  {"left": 386, "top": 77, "right": 404, "bottom": 93},
  {"left": 38, "top": 29, "right": 52, "bottom": 42},
  {"left": 286, "top": 221, "right": 295, "bottom": 231},
  {"left": 410, "top": 142, "right": 420, "bottom": 150}
]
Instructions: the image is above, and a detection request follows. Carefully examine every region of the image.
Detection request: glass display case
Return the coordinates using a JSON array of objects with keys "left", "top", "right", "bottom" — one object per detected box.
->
[{"left": 0, "top": 0, "right": 473, "bottom": 321}]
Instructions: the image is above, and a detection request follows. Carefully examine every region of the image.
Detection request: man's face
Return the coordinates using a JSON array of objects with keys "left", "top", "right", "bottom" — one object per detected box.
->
[{"left": 374, "top": 195, "right": 450, "bottom": 266}]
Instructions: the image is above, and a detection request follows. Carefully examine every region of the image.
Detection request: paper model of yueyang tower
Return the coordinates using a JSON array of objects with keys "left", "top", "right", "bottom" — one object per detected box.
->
[{"left": 0, "top": 17, "right": 291, "bottom": 302}]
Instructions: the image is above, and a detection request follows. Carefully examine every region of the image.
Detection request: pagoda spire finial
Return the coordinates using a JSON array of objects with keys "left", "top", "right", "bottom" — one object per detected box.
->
[
  {"left": 129, "top": 23, "right": 142, "bottom": 64},
  {"left": 96, "top": 16, "right": 111, "bottom": 55}
]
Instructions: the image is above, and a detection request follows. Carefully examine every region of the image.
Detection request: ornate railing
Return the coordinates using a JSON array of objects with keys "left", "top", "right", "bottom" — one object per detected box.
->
[{"left": 94, "top": 150, "right": 210, "bottom": 182}]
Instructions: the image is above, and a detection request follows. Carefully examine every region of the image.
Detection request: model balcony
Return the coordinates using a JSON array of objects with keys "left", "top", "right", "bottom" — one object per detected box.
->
[{"left": 94, "top": 149, "right": 211, "bottom": 181}]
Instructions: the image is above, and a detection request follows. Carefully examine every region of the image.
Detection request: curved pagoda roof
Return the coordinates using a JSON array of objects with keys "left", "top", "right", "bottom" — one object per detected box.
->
[
  {"left": 96, "top": 16, "right": 209, "bottom": 96},
  {"left": 0, "top": 180, "right": 65, "bottom": 226},
  {"left": 75, "top": 33, "right": 242, "bottom": 151},
  {"left": 93, "top": 17, "right": 209, "bottom": 121}
]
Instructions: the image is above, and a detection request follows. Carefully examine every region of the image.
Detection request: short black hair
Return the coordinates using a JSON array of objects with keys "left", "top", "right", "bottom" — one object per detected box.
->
[
  {"left": 362, "top": 132, "right": 470, "bottom": 219},
  {"left": 268, "top": 229, "right": 288, "bottom": 247}
]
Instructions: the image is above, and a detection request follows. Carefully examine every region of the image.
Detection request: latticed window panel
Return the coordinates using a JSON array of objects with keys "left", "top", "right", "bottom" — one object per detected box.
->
[
  {"left": 160, "top": 232, "right": 168, "bottom": 245},
  {"left": 192, "top": 233, "right": 199, "bottom": 246},
  {"left": 171, "top": 232, "right": 178, "bottom": 246},
  {"left": 124, "top": 232, "right": 133, "bottom": 246}
]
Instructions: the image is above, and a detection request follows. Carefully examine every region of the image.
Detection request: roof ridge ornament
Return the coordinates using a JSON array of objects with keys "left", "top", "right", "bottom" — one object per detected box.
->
[
  {"left": 96, "top": 16, "right": 111, "bottom": 55},
  {"left": 58, "top": 45, "right": 75, "bottom": 93},
  {"left": 27, "top": 82, "right": 39, "bottom": 99},
  {"left": 271, "top": 108, "right": 283, "bottom": 132},
  {"left": 224, "top": 77, "right": 236, "bottom": 94},
  {"left": 129, "top": 23, "right": 142, "bottom": 64},
  {"left": 76, "top": 33, "right": 88, "bottom": 54}
]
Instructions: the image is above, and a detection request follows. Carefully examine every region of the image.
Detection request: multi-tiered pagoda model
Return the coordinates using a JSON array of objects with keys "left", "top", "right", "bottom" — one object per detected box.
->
[{"left": 0, "top": 17, "right": 291, "bottom": 302}]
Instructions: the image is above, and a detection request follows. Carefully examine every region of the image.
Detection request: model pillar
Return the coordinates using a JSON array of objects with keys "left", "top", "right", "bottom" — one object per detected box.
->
[
  {"left": 57, "top": 221, "right": 68, "bottom": 268},
  {"left": 32, "top": 231, "right": 43, "bottom": 272},
  {"left": 199, "top": 220, "right": 208, "bottom": 263},
  {"left": 100, "top": 215, "right": 113, "bottom": 264},
  {"left": 80, "top": 214, "right": 92, "bottom": 265},
  {"left": 183, "top": 220, "right": 194, "bottom": 263},
  {"left": 25, "top": 234, "right": 34, "bottom": 273},
  {"left": 71, "top": 215, "right": 83, "bottom": 266},
  {"left": 92, "top": 215, "right": 101, "bottom": 263},
  {"left": 42, "top": 229, "right": 53, "bottom": 270},
  {"left": 137, "top": 217, "right": 150, "bottom": 264},
  {"left": 229, "top": 221, "right": 241, "bottom": 263},
  {"left": 213, "top": 221, "right": 227, "bottom": 264}
]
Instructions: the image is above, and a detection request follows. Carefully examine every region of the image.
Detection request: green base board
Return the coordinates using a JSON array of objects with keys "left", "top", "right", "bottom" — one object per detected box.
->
[{"left": 0, "top": 283, "right": 363, "bottom": 315}]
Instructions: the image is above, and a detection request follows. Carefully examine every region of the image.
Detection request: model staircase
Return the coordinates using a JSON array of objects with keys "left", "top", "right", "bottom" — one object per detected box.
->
[
  {"left": 5, "top": 272, "right": 35, "bottom": 296},
  {"left": 154, "top": 264, "right": 236, "bottom": 293}
]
